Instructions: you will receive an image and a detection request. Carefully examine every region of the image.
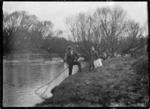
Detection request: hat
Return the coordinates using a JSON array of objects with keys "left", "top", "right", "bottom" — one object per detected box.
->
[{"left": 67, "top": 46, "right": 72, "bottom": 50}]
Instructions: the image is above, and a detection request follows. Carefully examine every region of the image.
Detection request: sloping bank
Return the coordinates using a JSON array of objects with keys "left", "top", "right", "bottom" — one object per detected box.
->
[{"left": 35, "top": 55, "right": 148, "bottom": 107}]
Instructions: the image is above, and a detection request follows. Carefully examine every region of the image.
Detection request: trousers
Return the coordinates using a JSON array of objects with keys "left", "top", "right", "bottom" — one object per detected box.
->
[
  {"left": 89, "top": 61, "right": 95, "bottom": 71},
  {"left": 68, "top": 61, "right": 81, "bottom": 76}
]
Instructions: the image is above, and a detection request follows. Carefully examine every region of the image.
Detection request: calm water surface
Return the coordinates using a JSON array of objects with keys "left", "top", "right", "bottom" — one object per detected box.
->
[{"left": 3, "top": 54, "right": 84, "bottom": 107}]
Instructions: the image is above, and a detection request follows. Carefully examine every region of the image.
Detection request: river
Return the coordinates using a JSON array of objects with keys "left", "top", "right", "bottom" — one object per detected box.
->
[{"left": 3, "top": 54, "right": 85, "bottom": 107}]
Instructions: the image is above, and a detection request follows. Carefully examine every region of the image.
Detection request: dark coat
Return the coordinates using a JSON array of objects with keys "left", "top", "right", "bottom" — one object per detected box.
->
[
  {"left": 66, "top": 51, "right": 79, "bottom": 65},
  {"left": 90, "top": 50, "right": 99, "bottom": 62}
]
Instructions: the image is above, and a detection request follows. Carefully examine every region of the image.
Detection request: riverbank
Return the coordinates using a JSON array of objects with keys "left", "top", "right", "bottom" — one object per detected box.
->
[{"left": 35, "top": 55, "right": 148, "bottom": 107}]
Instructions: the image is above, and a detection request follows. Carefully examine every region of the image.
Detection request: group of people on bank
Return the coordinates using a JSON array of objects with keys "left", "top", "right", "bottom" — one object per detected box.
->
[{"left": 64, "top": 45, "right": 100, "bottom": 76}]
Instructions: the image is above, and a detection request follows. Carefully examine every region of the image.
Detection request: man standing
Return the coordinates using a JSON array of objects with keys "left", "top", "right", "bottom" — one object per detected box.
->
[
  {"left": 65, "top": 46, "right": 82, "bottom": 76},
  {"left": 89, "top": 46, "right": 99, "bottom": 71}
]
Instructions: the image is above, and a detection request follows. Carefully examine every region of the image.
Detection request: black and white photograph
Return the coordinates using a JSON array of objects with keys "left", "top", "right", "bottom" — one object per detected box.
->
[{"left": 2, "top": 1, "right": 148, "bottom": 107}]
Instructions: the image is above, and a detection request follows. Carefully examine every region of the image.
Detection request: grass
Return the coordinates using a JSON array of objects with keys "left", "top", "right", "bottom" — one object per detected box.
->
[{"left": 35, "top": 55, "right": 149, "bottom": 107}]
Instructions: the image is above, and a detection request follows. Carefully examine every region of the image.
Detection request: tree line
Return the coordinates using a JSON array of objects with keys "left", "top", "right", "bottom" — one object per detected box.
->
[
  {"left": 3, "top": 6, "right": 148, "bottom": 59},
  {"left": 66, "top": 6, "right": 148, "bottom": 59},
  {"left": 3, "top": 11, "right": 71, "bottom": 56}
]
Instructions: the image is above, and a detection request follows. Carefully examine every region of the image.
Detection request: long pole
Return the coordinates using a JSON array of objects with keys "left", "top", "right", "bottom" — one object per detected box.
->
[{"left": 34, "top": 62, "right": 73, "bottom": 99}]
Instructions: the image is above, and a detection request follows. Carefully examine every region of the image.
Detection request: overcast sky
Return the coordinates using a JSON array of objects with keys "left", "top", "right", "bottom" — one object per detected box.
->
[{"left": 3, "top": 2, "right": 148, "bottom": 31}]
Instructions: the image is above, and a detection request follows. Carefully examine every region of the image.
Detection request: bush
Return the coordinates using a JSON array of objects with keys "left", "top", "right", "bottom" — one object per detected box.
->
[{"left": 132, "top": 55, "right": 148, "bottom": 75}]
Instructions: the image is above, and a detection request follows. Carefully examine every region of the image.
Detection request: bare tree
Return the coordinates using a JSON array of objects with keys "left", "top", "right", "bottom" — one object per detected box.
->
[
  {"left": 66, "top": 6, "right": 129, "bottom": 59},
  {"left": 93, "top": 6, "right": 128, "bottom": 57},
  {"left": 65, "top": 6, "right": 147, "bottom": 60},
  {"left": 3, "top": 11, "right": 54, "bottom": 53},
  {"left": 119, "top": 20, "right": 144, "bottom": 56}
]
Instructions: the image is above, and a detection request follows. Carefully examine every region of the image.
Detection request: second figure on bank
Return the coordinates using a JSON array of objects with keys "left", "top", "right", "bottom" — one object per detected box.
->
[{"left": 89, "top": 46, "right": 99, "bottom": 71}]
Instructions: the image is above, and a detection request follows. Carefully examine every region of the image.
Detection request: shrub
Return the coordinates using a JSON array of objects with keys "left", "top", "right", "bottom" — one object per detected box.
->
[{"left": 132, "top": 55, "right": 148, "bottom": 75}]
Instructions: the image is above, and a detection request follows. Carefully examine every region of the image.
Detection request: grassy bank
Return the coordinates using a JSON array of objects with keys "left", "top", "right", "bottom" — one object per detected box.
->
[{"left": 35, "top": 55, "right": 149, "bottom": 107}]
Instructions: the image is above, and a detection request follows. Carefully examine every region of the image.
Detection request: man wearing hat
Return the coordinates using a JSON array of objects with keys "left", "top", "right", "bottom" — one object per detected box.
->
[{"left": 64, "top": 46, "right": 82, "bottom": 76}]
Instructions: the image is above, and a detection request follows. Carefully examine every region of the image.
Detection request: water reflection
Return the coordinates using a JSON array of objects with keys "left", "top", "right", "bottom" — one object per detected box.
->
[{"left": 3, "top": 54, "right": 85, "bottom": 107}]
